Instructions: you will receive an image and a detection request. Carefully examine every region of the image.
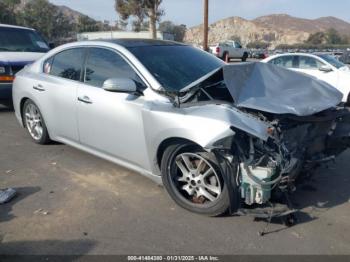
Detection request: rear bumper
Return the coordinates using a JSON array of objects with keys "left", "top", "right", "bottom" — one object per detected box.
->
[{"left": 0, "top": 83, "right": 13, "bottom": 101}]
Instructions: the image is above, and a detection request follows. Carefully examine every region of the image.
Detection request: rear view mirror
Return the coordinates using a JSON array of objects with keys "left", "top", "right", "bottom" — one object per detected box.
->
[
  {"left": 319, "top": 65, "right": 333, "bottom": 73},
  {"left": 103, "top": 78, "right": 137, "bottom": 93}
]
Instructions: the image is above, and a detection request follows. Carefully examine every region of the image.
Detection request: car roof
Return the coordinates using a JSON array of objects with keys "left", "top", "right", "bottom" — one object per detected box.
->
[
  {"left": 97, "top": 38, "right": 187, "bottom": 48},
  {"left": 0, "top": 23, "right": 35, "bottom": 31},
  {"left": 272, "top": 53, "right": 317, "bottom": 56}
]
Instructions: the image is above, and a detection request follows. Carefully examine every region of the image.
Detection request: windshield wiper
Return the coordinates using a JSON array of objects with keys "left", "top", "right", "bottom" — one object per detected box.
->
[{"left": 0, "top": 47, "right": 11, "bottom": 51}]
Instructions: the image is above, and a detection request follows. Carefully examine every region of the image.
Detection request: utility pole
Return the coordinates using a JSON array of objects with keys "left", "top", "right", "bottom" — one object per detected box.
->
[{"left": 203, "top": 0, "right": 209, "bottom": 51}]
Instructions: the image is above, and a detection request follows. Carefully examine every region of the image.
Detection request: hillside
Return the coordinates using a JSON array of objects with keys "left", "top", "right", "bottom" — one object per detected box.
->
[
  {"left": 18, "top": 0, "right": 96, "bottom": 23},
  {"left": 185, "top": 14, "right": 350, "bottom": 48}
]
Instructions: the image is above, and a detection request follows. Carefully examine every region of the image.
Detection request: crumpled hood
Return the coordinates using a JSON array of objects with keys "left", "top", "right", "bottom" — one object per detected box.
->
[
  {"left": 0, "top": 52, "right": 45, "bottom": 64},
  {"left": 223, "top": 62, "right": 343, "bottom": 116}
]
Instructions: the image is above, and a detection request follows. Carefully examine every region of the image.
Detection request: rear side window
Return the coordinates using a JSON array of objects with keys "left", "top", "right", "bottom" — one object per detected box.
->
[
  {"left": 84, "top": 47, "right": 144, "bottom": 88},
  {"left": 50, "top": 48, "right": 85, "bottom": 81},
  {"left": 269, "top": 56, "right": 298, "bottom": 69}
]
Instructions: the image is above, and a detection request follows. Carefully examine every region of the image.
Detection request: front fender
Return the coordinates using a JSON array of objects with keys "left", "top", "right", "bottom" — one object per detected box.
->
[{"left": 142, "top": 102, "right": 271, "bottom": 175}]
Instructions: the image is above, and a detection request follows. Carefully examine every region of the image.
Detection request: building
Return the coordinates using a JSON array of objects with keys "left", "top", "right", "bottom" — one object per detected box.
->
[{"left": 77, "top": 30, "right": 174, "bottom": 41}]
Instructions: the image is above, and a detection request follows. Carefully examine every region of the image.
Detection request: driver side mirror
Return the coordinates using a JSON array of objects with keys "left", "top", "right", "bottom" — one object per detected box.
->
[
  {"left": 319, "top": 65, "right": 333, "bottom": 73},
  {"left": 103, "top": 78, "right": 137, "bottom": 93},
  {"left": 49, "top": 42, "right": 55, "bottom": 49}
]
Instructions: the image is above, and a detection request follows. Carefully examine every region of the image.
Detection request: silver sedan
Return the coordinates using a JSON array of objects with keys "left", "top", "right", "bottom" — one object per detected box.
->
[{"left": 12, "top": 39, "right": 350, "bottom": 217}]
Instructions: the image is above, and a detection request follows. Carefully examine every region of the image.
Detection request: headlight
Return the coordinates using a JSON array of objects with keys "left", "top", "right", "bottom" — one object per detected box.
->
[{"left": 0, "top": 66, "right": 5, "bottom": 74}]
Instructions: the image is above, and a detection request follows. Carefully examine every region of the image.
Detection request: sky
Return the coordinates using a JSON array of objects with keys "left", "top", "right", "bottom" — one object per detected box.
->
[{"left": 50, "top": 0, "right": 350, "bottom": 27}]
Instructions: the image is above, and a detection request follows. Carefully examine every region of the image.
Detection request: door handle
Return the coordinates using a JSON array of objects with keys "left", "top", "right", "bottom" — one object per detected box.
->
[
  {"left": 78, "top": 96, "right": 93, "bottom": 104},
  {"left": 33, "top": 84, "right": 45, "bottom": 91}
]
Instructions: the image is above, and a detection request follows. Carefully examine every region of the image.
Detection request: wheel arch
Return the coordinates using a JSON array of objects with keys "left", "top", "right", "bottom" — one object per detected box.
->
[
  {"left": 20, "top": 97, "right": 30, "bottom": 127},
  {"left": 156, "top": 137, "right": 202, "bottom": 170}
]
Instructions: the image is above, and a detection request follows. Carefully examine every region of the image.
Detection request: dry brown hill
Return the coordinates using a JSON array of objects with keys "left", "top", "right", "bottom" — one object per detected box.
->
[{"left": 185, "top": 14, "right": 350, "bottom": 48}]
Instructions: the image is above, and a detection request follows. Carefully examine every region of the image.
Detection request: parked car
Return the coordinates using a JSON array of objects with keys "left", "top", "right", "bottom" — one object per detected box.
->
[
  {"left": 0, "top": 24, "right": 49, "bottom": 107},
  {"left": 339, "top": 51, "right": 350, "bottom": 64},
  {"left": 252, "top": 50, "right": 268, "bottom": 59},
  {"left": 13, "top": 39, "right": 350, "bottom": 217},
  {"left": 262, "top": 53, "right": 350, "bottom": 103},
  {"left": 209, "top": 40, "right": 249, "bottom": 62}
]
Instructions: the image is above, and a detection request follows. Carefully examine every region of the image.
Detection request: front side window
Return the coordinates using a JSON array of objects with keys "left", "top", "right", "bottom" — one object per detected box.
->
[
  {"left": 50, "top": 48, "right": 85, "bottom": 81},
  {"left": 298, "top": 56, "right": 324, "bottom": 69},
  {"left": 0, "top": 27, "right": 49, "bottom": 53},
  {"left": 269, "top": 56, "right": 298, "bottom": 68},
  {"left": 84, "top": 48, "right": 144, "bottom": 88},
  {"left": 316, "top": 54, "right": 346, "bottom": 69}
]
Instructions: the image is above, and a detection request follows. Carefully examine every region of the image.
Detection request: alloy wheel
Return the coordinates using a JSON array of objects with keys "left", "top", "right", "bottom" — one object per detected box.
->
[
  {"left": 25, "top": 103, "right": 43, "bottom": 141},
  {"left": 174, "top": 152, "right": 222, "bottom": 203}
]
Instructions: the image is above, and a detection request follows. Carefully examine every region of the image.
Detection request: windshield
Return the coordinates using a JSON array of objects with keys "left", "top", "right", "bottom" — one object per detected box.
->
[
  {"left": 0, "top": 27, "right": 49, "bottom": 53},
  {"left": 316, "top": 54, "right": 346, "bottom": 69},
  {"left": 128, "top": 45, "right": 224, "bottom": 91}
]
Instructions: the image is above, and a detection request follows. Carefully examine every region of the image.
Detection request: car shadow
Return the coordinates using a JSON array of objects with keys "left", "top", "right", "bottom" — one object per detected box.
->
[
  {"left": 0, "top": 239, "right": 97, "bottom": 257},
  {"left": 0, "top": 186, "right": 41, "bottom": 223},
  {"left": 292, "top": 163, "right": 350, "bottom": 216},
  {"left": 0, "top": 106, "right": 13, "bottom": 113},
  {"left": 229, "top": 155, "right": 350, "bottom": 233}
]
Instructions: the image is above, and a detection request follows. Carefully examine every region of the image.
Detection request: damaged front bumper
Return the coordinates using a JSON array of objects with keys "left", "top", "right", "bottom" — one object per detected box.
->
[{"left": 211, "top": 107, "right": 350, "bottom": 214}]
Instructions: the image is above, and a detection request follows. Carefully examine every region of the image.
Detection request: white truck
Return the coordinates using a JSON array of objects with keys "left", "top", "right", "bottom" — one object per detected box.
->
[{"left": 210, "top": 40, "right": 249, "bottom": 62}]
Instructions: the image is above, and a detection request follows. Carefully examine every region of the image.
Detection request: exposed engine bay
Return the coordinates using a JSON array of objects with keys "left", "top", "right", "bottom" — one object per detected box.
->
[
  {"left": 232, "top": 107, "right": 350, "bottom": 207},
  {"left": 170, "top": 63, "right": 350, "bottom": 217}
]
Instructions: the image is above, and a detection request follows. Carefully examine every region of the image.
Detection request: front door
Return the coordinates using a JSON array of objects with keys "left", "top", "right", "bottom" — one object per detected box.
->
[{"left": 77, "top": 47, "right": 149, "bottom": 168}]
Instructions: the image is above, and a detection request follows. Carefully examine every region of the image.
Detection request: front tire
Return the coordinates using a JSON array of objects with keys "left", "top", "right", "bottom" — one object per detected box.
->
[
  {"left": 161, "top": 142, "right": 230, "bottom": 216},
  {"left": 23, "top": 99, "right": 51, "bottom": 144}
]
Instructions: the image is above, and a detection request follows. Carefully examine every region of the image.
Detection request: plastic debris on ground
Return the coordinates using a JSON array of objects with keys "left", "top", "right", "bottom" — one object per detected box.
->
[{"left": 0, "top": 188, "right": 17, "bottom": 204}]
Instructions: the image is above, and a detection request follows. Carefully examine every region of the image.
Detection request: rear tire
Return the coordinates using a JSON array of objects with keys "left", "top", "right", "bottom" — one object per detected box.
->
[
  {"left": 23, "top": 99, "right": 51, "bottom": 145},
  {"left": 161, "top": 141, "right": 230, "bottom": 216},
  {"left": 242, "top": 52, "right": 248, "bottom": 62},
  {"left": 223, "top": 52, "right": 230, "bottom": 63}
]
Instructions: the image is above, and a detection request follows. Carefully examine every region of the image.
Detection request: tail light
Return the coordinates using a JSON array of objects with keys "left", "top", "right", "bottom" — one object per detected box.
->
[{"left": 215, "top": 47, "right": 220, "bottom": 54}]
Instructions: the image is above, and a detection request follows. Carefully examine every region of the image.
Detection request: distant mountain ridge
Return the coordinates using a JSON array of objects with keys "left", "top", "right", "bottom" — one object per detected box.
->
[
  {"left": 185, "top": 14, "right": 350, "bottom": 48},
  {"left": 18, "top": 0, "right": 96, "bottom": 23}
]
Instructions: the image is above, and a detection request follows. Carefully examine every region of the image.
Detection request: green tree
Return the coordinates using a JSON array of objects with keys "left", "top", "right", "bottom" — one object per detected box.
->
[
  {"left": 18, "top": 0, "right": 73, "bottom": 41},
  {"left": 115, "top": 0, "right": 164, "bottom": 38},
  {"left": 77, "top": 15, "right": 100, "bottom": 33},
  {"left": 0, "top": 0, "right": 20, "bottom": 24},
  {"left": 159, "top": 20, "right": 186, "bottom": 42},
  {"left": 246, "top": 41, "right": 270, "bottom": 49},
  {"left": 305, "top": 31, "right": 326, "bottom": 45},
  {"left": 326, "top": 28, "right": 343, "bottom": 45}
]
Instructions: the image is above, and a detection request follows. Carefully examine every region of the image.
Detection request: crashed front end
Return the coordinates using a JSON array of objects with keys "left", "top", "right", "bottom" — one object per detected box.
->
[
  {"left": 176, "top": 62, "right": 350, "bottom": 214},
  {"left": 216, "top": 107, "right": 350, "bottom": 210}
]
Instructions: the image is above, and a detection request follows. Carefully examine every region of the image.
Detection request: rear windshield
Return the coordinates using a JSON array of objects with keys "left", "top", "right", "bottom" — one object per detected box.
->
[
  {"left": 0, "top": 27, "right": 49, "bottom": 53},
  {"left": 128, "top": 45, "right": 224, "bottom": 91}
]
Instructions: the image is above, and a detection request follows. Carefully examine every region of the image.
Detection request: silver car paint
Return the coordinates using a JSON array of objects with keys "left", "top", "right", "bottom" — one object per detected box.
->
[{"left": 13, "top": 41, "right": 270, "bottom": 184}]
